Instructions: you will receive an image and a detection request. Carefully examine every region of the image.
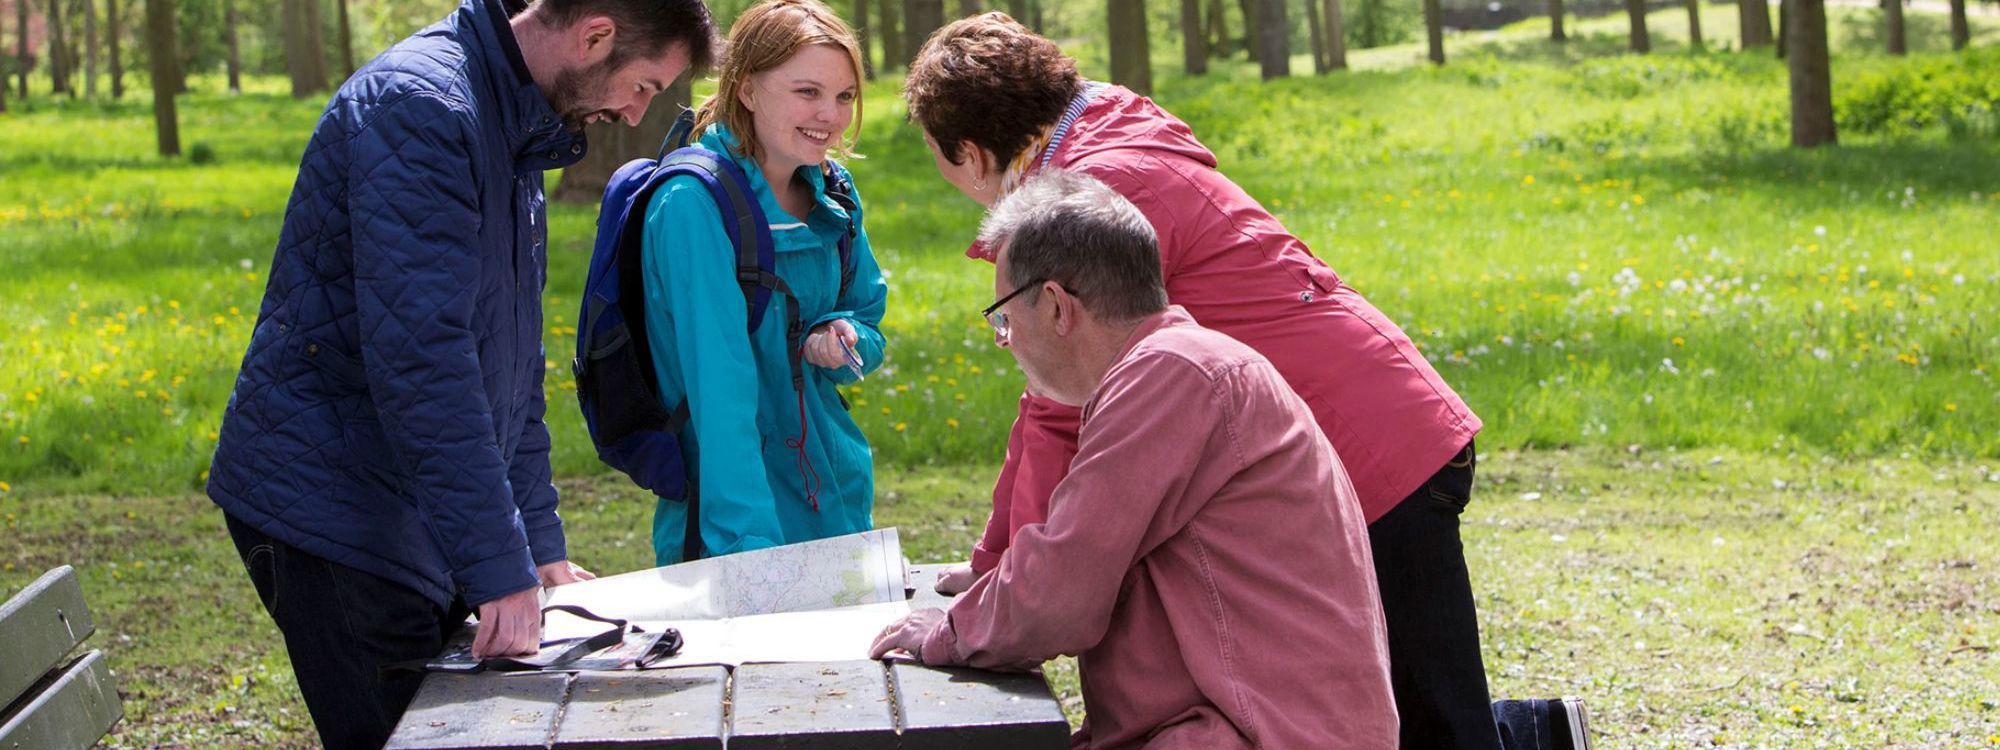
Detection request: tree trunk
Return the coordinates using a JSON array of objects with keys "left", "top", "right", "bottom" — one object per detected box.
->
[
  {"left": 106, "top": 0, "right": 120, "bottom": 97},
  {"left": 1108, "top": 0, "right": 1151, "bottom": 93},
  {"left": 1740, "top": 0, "right": 1771, "bottom": 46},
  {"left": 1776, "top": 0, "right": 1788, "bottom": 58},
  {"left": 1323, "top": 0, "right": 1347, "bottom": 68},
  {"left": 1008, "top": 0, "right": 1027, "bottom": 23},
  {"left": 1258, "top": 0, "right": 1288, "bottom": 76},
  {"left": 1549, "top": 0, "right": 1565, "bottom": 41},
  {"left": 1238, "top": 0, "right": 1258, "bottom": 61},
  {"left": 1208, "top": 0, "right": 1230, "bottom": 57},
  {"left": 1626, "top": 0, "right": 1649, "bottom": 53},
  {"left": 853, "top": 0, "right": 872, "bottom": 79},
  {"left": 1422, "top": 0, "right": 1443, "bottom": 64},
  {"left": 555, "top": 77, "right": 691, "bottom": 202},
  {"left": 878, "top": 0, "right": 900, "bottom": 70},
  {"left": 1948, "top": 0, "right": 1967, "bottom": 50},
  {"left": 17, "top": 0, "right": 30, "bottom": 100},
  {"left": 335, "top": 0, "right": 353, "bottom": 77},
  {"left": 302, "top": 0, "right": 328, "bottom": 89},
  {"left": 49, "top": 0, "right": 69, "bottom": 95},
  {"left": 1882, "top": 0, "right": 1904, "bottom": 55},
  {"left": 958, "top": 0, "right": 978, "bottom": 16},
  {"left": 83, "top": 0, "right": 97, "bottom": 96},
  {"left": 1786, "top": 0, "right": 1833, "bottom": 147},
  {"left": 1305, "top": 0, "right": 1327, "bottom": 73},
  {"left": 1685, "top": 0, "right": 1702, "bottom": 47},
  {"left": 146, "top": 0, "right": 178, "bottom": 156},
  {"left": 903, "top": 0, "right": 942, "bottom": 68},
  {"left": 1181, "top": 0, "right": 1207, "bottom": 74},
  {"left": 223, "top": 0, "right": 241, "bottom": 92}
]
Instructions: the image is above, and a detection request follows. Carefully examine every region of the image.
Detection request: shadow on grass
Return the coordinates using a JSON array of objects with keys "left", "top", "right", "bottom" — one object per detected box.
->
[{"left": 1608, "top": 139, "right": 2000, "bottom": 199}]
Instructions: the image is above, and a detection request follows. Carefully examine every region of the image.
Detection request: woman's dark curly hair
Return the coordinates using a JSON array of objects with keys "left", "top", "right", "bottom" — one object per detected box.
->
[{"left": 902, "top": 13, "right": 1082, "bottom": 167}]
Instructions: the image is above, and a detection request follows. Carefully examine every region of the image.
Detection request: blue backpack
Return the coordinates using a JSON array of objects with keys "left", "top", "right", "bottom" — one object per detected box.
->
[{"left": 574, "top": 110, "right": 856, "bottom": 557}]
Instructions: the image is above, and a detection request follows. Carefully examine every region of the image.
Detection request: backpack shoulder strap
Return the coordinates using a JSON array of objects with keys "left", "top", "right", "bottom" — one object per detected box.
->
[
  {"left": 822, "top": 163, "right": 860, "bottom": 302},
  {"left": 657, "top": 147, "right": 786, "bottom": 333}
]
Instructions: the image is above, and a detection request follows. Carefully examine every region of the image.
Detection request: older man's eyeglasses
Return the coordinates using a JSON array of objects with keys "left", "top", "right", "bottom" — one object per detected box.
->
[{"left": 981, "top": 278, "right": 1044, "bottom": 338}]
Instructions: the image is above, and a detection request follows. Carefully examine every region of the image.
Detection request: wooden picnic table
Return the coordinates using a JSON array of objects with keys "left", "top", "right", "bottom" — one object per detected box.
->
[{"left": 384, "top": 564, "right": 1072, "bottom": 749}]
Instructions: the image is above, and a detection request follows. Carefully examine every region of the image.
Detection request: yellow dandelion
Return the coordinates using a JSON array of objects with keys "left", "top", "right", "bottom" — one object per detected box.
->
[
  {"left": 15, "top": 437, "right": 26, "bottom": 445},
  {"left": 1672, "top": 337, "right": 1685, "bottom": 347},
  {"left": 0, "top": 481, "right": 10, "bottom": 492},
  {"left": 22, "top": 392, "right": 36, "bottom": 403},
  {"left": 1521, "top": 175, "right": 1536, "bottom": 186},
  {"left": 879, "top": 407, "right": 890, "bottom": 416},
  {"left": 168, "top": 300, "right": 181, "bottom": 310},
  {"left": 1945, "top": 403, "right": 1957, "bottom": 412},
  {"left": 135, "top": 390, "right": 149, "bottom": 399},
  {"left": 893, "top": 422, "right": 907, "bottom": 433},
  {"left": 947, "top": 418, "right": 960, "bottom": 429},
  {"left": 162, "top": 407, "right": 175, "bottom": 417}
]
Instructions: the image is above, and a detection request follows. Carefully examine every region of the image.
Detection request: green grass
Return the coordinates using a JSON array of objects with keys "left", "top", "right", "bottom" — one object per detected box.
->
[{"left": 3, "top": 17, "right": 2000, "bottom": 748}]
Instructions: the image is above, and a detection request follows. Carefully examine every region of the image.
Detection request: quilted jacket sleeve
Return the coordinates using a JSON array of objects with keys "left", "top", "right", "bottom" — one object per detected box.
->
[
  {"left": 511, "top": 346, "right": 566, "bottom": 566},
  {"left": 348, "top": 92, "right": 538, "bottom": 607}
]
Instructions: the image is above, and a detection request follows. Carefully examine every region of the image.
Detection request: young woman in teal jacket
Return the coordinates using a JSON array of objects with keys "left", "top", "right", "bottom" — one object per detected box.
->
[{"left": 639, "top": 0, "right": 885, "bottom": 564}]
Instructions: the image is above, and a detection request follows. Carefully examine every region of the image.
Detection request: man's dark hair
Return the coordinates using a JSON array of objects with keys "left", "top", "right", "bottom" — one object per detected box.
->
[
  {"left": 536, "top": 0, "right": 720, "bottom": 73},
  {"left": 980, "top": 171, "right": 1167, "bottom": 323}
]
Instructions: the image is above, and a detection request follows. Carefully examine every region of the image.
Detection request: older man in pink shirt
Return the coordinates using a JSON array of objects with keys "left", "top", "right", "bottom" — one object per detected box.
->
[{"left": 871, "top": 171, "right": 1397, "bottom": 749}]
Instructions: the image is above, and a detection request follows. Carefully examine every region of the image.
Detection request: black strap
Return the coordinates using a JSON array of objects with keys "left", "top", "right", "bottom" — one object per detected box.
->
[{"left": 381, "top": 604, "right": 636, "bottom": 675}]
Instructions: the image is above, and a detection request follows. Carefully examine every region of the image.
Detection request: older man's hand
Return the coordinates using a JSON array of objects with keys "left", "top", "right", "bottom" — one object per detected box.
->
[{"left": 870, "top": 607, "right": 947, "bottom": 662}]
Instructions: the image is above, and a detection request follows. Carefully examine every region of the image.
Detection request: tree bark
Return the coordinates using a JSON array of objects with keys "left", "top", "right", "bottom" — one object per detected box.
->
[
  {"left": 1625, "top": 0, "right": 1649, "bottom": 53},
  {"left": 1258, "top": 0, "right": 1288, "bottom": 76},
  {"left": 902, "top": 0, "right": 942, "bottom": 68},
  {"left": 107, "top": 0, "right": 121, "bottom": 97},
  {"left": 303, "top": 0, "right": 328, "bottom": 89},
  {"left": 1322, "top": 0, "right": 1347, "bottom": 68},
  {"left": 555, "top": 77, "right": 691, "bottom": 202},
  {"left": 1739, "top": 0, "right": 1771, "bottom": 46},
  {"left": 1549, "top": 0, "right": 1565, "bottom": 41},
  {"left": 1882, "top": 0, "right": 1904, "bottom": 55},
  {"left": 83, "top": 0, "right": 96, "bottom": 96},
  {"left": 1776, "top": 0, "right": 1789, "bottom": 58},
  {"left": 1305, "top": 0, "right": 1327, "bottom": 72},
  {"left": 49, "top": 0, "right": 69, "bottom": 95},
  {"left": 878, "top": 0, "right": 900, "bottom": 70},
  {"left": 1009, "top": 0, "right": 1027, "bottom": 23},
  {"left": 223, "top": 0, "right": 241, "bottom": 92},
  {"left": 1109, "top": 0, "right": 1151, "bottom": 93},
  {"left": 853, "top": 0, "right": 873, "bottom": 79},
  {"left": 1208, "top": 0, "right": 1230, "bottom": 57},
  {"left": 17, "top": 0, "right": 30, "bottom": 100},
  {"left": 1786, "top": 0, "right": 1833, "bottom": 147},
  {"left": 1422, "top": 0, "right": 1443, "bottom": 64},
  {"left": 1948, "top": 0, "right": 1967, "bottom": 49},
  {"left": 335, "top": 0, "right": 353, "bottom": 77},
  {"left": 146, "top": 0, "right": 178, "bottom": 156},
  {"left": 1181, "top": 0, "right": 1207, "bottom": 74},
  {"left": 1685, "top": 0, "right": 1702, "bottom": 47},
  {"left": 958, "top": 0, "right": 978, "bottom": 16}
]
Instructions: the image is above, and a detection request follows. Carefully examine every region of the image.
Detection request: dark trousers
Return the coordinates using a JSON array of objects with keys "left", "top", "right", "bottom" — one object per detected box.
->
[
  {"left": 1368, "top": 441, "right": 1503, "bottom": 750},
  {"left": 225, "top": 514, "right": 469, "bottom": 750}
]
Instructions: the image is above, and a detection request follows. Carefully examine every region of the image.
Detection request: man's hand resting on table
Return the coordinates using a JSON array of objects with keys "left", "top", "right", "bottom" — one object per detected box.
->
[
  {"left": 870, "top": 607, "right": 947, "bottom": 663},
  {"left": 933, "top": 562, "right": 979, "bottom": 595},
  {"left": 470, "top": 560, "right": 596, "bottom": 658}
]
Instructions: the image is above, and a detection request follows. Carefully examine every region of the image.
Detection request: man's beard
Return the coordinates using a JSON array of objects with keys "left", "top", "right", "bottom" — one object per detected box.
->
[{"left": 548, "top": 58, "right": 620, "bottom": 132}]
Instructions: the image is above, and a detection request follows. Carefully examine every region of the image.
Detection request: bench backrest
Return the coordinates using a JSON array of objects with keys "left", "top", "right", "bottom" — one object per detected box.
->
[{"left": 0, "top": 565, "right": 124, "bottom": 749}]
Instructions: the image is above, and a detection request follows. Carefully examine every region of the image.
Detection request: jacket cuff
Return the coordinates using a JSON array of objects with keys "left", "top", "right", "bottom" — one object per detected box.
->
[
  {"left": 455, "top": 545, "right": 540, "bottom": 607},
  {"left": 525, "top": 517, "right": 568, "bottom": 567},
  {"left": 970, "top": 544, "right": 1003, "bottom": 575},
  {"left": 921, "top": 613, "right": 964, "bottom": 666}
]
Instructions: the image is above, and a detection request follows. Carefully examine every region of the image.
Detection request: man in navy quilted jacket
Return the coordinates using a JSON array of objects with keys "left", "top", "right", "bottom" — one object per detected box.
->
[{"left": 205, "top": 1, "right": 716, "bottom": 746}]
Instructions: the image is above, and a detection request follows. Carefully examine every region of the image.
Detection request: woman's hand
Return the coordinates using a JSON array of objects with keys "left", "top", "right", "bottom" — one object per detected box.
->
[{"left": 805, "top": 318, "right": 861, "bottom": 371}]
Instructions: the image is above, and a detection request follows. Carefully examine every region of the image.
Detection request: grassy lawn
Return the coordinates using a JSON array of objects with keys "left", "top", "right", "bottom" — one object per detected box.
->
[{"left": 3, "top": 4, "right": 1999, "bottom": 746}]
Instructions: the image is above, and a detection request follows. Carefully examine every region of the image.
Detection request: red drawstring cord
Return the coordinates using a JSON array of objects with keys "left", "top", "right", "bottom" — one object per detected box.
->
[{"left": 786, "top": 390, "right": 821, "bottom": 511}]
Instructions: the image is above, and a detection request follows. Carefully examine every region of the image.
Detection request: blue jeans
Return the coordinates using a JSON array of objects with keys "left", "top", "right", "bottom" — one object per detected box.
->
[
  {"left": 1368, "top": 441, "right": 1503, "bottom": 750},
  {"left": 226, "top": 514, "right": 469, "bottom": 750}
]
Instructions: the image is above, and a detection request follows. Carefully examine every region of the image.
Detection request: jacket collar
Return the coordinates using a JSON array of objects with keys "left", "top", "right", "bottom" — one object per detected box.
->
[
  {"left": 699, "top": 124, "right": 853, "bottom": 230},
  {"left": 463, "top": 0, "right": 587, "bottom": 171}
]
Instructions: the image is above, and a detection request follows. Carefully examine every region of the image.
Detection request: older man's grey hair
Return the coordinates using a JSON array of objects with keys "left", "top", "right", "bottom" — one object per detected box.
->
[{"left": 978, "top": 170, "right": 1168, "bottom": 323}]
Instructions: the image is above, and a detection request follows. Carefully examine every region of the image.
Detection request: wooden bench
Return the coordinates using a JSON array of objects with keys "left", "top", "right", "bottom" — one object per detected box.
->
[
  {"left": 0, "top": 565, "right": 125, "bottom": 750},
  {"left": 386, "top": 564, "right": 1071, "bottom": 749}
]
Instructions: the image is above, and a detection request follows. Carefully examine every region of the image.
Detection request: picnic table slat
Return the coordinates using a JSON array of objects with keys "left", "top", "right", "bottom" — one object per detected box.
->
[
  {"left": 0, "top": 649, "right": 123, "bottom": 750},
  {"left": 385, "top": 672, "right": 571, "bottom": 750},
  {"left": 552, "top": 667, "right": 727, "bottom": 749},
  {"left": 725, "top": 661, "right": 897, "bottom": 750},
  {"left": 889, "top": 662, "right": 1071, "bottom": 749},
  {"left": 0, "top": 565, "right": 95, "bottom": 710}
]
